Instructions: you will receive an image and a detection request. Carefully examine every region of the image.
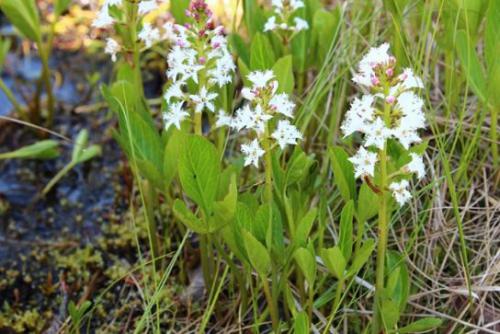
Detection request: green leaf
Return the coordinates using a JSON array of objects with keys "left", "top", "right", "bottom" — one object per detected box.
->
[
  {"left": 170, "top": 0, "right": 190, "bottom": 25},
  {"left": 339, "top": 200, "right": 354, "bottom": 261},
  {"left": 291, "top": 29, "right": 308, "bottom": 73},
  {"left": 243, "top": 230, "right": 271, "bottom": 275},
  {"left": 357, "top": 183, "right": 379, "bottom": 222},
  {"left": 285, "top": 147, "right": 314, "bottom": 186},
  {"left": 455, "top": 29, "right": 487, "bottom": 103},
  {"left": 178, "top": 134, "right": 220, "bottom": 215},
  {"left": 0, "top": 0, "right": 41, "bottom": 42},
  {"left": 75, "top": 145, "right": 101, "bottom": 164},
  {"left": 294, "top": 247, "right": 316, "bottom": 286},
  {"left": 0, "top": 38, "right": 11, "bottom": 70},
  {"left": 250, "top": 33, "right": 276, "bottom": 70},
  {"left": 55, "top": 0, "right": 71, "bottom": 16},
  {"left": 243, "top": 0, "right": 265, "bottom": 38},
  {"left": 211, "top": 174, "right": 238, "bottom": 231},
  {"left": 229, "top": 33, "right": 250, "bottom": 66},
  {"left": 293, "top": 311, "right": 309, "bottom": 333},
  {"left": 163, "top": 129, "right": 183, "bottom": 189},
  {"left": 329, "top": 146, "right": 356, "bottom": 202},
  {"left": 386, "top": 251, "right": 410, "bottom": 312},
  {"left": 238, "top": 58, "right": 251, "bottom": 87},
  {"left": 399, "top": 318, "right": 443, "bottom": 333},
  {"left": 172, "top": 199, "right": 208, "bottom": 234},
  {"left": 380, "top": 299, "right": 400, "bottom": 330},
  {"left": 485, "top": 0, "right": 500, "bottom": 69},
  {"left": 71, "top": 129, "right": 89, "bottom": 161},
  {"left": 0, "top": 140, "right": 59, "bottom": 160},
  {"left": 272, "top": 55, "right": 294, "bottom": 94},
  {"left": 347, "top": 239, "right": 375, "bottom": 277},
  {"left": 312, "top": 8, "right": 341, "bottom": 66},
  {"left": 320, "top": 246, "right": 345, "bottom": 280},
  {"left": 294, "top": 208, "right": 317, "bottom": 248}
]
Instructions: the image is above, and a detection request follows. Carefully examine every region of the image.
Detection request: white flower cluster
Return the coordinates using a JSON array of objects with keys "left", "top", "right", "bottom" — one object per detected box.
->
[
  {"left": 264, "top": 0, "right": 309, "bottom": 33},
  {"left": 93, "top": 0, "right": 161, "bottom": 29},
  {"left": 162, "top": 1, "right": 235, "bottom": 130},
  {"left": 342, "top": 43, "right": 426, "bottom": 206},
  {"left": 217, "top": 70, "right": 302, "bottom": 167},
  {"left": 94, "top": 0, "right": 169, "bottom": 62}
]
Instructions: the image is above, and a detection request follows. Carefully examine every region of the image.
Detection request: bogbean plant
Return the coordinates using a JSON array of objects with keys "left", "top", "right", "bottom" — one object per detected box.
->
[{"left": 100, "top": 0, "right": 442, "bottom": 332}]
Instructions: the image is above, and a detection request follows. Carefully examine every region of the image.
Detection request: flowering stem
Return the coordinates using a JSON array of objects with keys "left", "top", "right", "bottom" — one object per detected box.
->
[
  {"left": 372, "top": 100, "right": 392, "bottom": 334},
  {"left": 128, "top": 2, "right": 143, "bottom": 97},
  {"left": 262, "top": 126, "right": 274, "bottom": 204},
  {"left": 194, "top": 112, "right": 203, "bottom": 135}
]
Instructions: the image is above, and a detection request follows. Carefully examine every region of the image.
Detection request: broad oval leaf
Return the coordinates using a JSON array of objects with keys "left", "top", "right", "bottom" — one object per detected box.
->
[
  {"left": 243, "top": 230, "right": 271, "bottom": 276},
  {"left": 250, "top": 33, "right": 276, "bottom": 70},
  {"left": 272, "top": 55, "right": 294, "bottom": 94},
  {"left": 329, "top": 146, "right": 356, "bottom": 202},
  {"left": 173, "top": 199, "right": 208, "bottom": 234},
  {"left": 178, "top": 134, "right": 220, "bottom": 215}
]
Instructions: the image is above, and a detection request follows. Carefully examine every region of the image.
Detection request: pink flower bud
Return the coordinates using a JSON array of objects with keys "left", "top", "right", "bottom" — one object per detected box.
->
[
  {"left": 386, "top": 96, "right": 396, "bottom": 104},
  {"left": 385, "top": 68, "right": 394, "bottom": 77},
  {"left": 199, "top": 56, "right": 206, "bottom": 64},
  {"left": 399, "top": 73, "right": 408, "bottom": 81},
  {"left": 371, "top": 76, "right": 380, "bottom": 86}
]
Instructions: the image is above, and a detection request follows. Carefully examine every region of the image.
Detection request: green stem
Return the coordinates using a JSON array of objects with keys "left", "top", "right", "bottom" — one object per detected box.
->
[
  {"left": 490, "top": 105, "right": 498, "bottom": 167},
  {"left": 261, "top": 275, "right": 279, "bottom": 332},
  {"left": 262, "top": 126, "right": 273, "bottom": 204},
  {"left": 0, "top": 78, "right": 25, "bottom": 118},
  {"left": 200, "top": 234, "right": 213, "bottom": 292},
  {"left": 38, "top": 43, "right": 55, "bottom": 127},
  {"left": 322, "top": 278, "right": 345, "bottom": 334},
  {"left": 372, "top": 100, "right": 392, "bottom": 334},
  {"left": 42, "top": 162, "right": 75, "bottom": 195},
  {"left": 128, "top": 2, "right": 143, "bottom": 97}
]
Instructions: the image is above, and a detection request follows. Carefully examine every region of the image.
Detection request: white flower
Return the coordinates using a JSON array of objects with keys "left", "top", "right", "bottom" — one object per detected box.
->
[
  {"left": 164, "top": 81, "right": 184, "bottom": 102},
  {"left": 341, "top": 95, "right": 375, "bottom": 137},
  {"left": 104, "top": 38, "right": 120, "bottom": 62},
  {"left": 92, "top": 6, "right": 114, "bottom": 28},
  {"left": 163, "top": 102, "right": 189, "bottom": 130},
  {"left": 271, "top": 120, "right": 302, "bottom": 149},
  {"left": 364, "top": 117, "right": 391, "bottom": 149},
  {"left": 248, "top": 70, "right": 275, "bottom": 88},
  {"left": 138, "top": 23, "right": 161, "bottom": 48},
  {"left": 270, "top": 93, "right": 295, "bottom": 118},
  {"left": 105, "top": 0, "right": 122, "bottom": 6},
  {"left": 241, "top": 87, "right": 256, "bottom": 101},
  {"left": 349, "top": 146, "right": 378, "bottom": 178},
  {"left": 399, "top": 68, "right": 423, "bottom": 90},
  {"left": 162, "top": 22, "right": 177, "bottom": 41},
  {"left": 353, "top": 43, "right": 391, "bottom": 87},
  {"left": 294, "top": 17, "right": 309, "bottom": 31},
  {"left": 264, "top": 16, "right": 277, "bottom": 32},
  {"left": 190, "top": 87, "right": 217, "bottom": 113},
  {"left": 389, "top": 180, "right": 411, "bottom": 206},
  {"left": 397, "top": 91, "right": 425, "bottom": 129},
  {"left": 391, "top": 124, "right": 421, "bottom": 149},
  {"left": 271, "top": 0, "right": 284, "bottom": 10},
  {"left": 215, "top": 110, "right": 233, "bottom": 128},
  {"left": 406, "top": 153, "right": 426, "bottom": 179},
  {"left": 249, "top": 104, "right": 273, "bottom": 134},
  {"left": 138, "top": 0, "right": 157, "bottom": 15},
  {"left": 290, "top": 0, "right": 305, "bottom": 10},
  {"left": 241, "top": 139, "right": 265, "bottom": 168},
  {"left": 232, "top": 104, "right": 254, "bottom": 131}
]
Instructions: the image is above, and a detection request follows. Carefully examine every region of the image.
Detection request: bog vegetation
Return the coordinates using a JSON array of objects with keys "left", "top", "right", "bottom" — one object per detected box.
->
[{"left": 0, "top": 0, "right": 498, "bottom": 333}]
